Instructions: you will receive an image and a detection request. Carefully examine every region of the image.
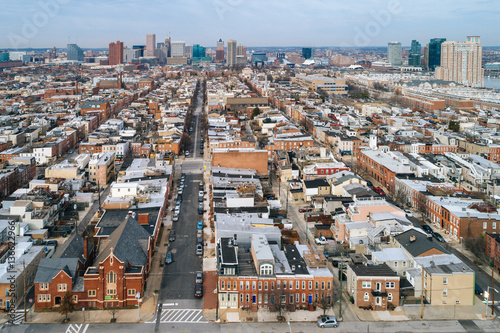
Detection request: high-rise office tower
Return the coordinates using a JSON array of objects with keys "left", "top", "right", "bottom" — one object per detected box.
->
[
  {"left": 435, "top": 36, "right": 484, "bottom": 88},
  {"left": 109, "top": 41, "right": 124, "bottom": 65},
  {"left": 171, "top": 41, "right": 186, "bottom": 57},
  {"left": 185, "top": 45, "right": 193, "bottom": 59},
  {"left": 302, "top": 47, "right": 312, "bottom": 59},
  {"left": 408, "top": 40, "right": 421, "bottom": 67},
  {"left": 423, "top": 44, "right": 429, "bottom": 69},
  {"left": 227, "top": 40, "right": 237, "bottom": 67},
  {"left": 193, "top": 44, "right": 206, "bottom": 58},
  {"left": 428, "top": 38, "right": 446, "bottom": 71},
  {"left": 216, "top": 39, "right": 225, "bottom": 63},
  {"left": 67, "top": 43, "right": 84, "bottom": 61},
  {"left": 146, "top": 34, "right": 156, "bottom": 57},
  {"left": 237, "top": 45, "right": 246, "bottom": 57},
  {"left": 387, "top": 42, "right": 402, "bottom": 66},
  {"left": 164, "top": 36, "right": 171, "bottom": 57}
]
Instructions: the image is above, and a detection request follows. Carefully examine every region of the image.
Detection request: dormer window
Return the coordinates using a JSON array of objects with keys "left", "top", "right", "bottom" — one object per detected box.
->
[{"left": 260, "top": 263, "right": 273, "bottom": 276}]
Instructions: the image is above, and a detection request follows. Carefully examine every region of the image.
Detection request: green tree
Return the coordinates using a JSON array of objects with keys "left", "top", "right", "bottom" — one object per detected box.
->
[
  {"left": 59, "top": 291, "right": 75, "bottom": 321},
  {"left": 251, "top": 107, "right": 261, "bottom": 119},
  {"left": 448, "top": 120, "right": 460, "bottom": 132}
]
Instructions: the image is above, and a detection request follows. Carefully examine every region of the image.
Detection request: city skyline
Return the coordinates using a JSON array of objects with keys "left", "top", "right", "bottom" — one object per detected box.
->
[{"left": 2, "top": 0, "right": 500, "bottom": 49}]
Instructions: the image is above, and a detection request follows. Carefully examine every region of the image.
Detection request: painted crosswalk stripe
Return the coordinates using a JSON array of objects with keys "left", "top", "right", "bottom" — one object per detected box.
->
[{"left": 157, "top": 309, "right": 207, "bottom": 323}]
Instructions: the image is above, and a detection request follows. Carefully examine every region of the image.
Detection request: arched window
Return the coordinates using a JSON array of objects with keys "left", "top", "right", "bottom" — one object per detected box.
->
[
  {"left": 107, "top": 271, "right": 116, "bottom": 284},
  {"left": 260, "top": 264, "right": 273, "bottom": 276}
]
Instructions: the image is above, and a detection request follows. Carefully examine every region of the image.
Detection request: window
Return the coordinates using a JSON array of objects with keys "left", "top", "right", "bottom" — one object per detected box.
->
[
  {"left": 443, "top": 278, "right": 448, "bottom": 285},
  {"left": 385, "top": 282, "right": 395, "bottom": 289},
  {"left": 128, "top": 289, "right": 136, "bottom": 296},
  {"left": 73, "top": 296, "right": 78, "bottom": 304},
  {"left": 221, "top": 281, "right": 225, "bottom": 290},
  {"left": 296, "top": 281, "right": 300, "bottom": 290},
  {"left": 394, "top": 261, "right": 398, "bottom": 267},
  {"left": 258, "top": 282, "right": 262, "bottom": 290},
  {"left": 240, "top": 282, "right": 244, "bottom": 290},
  {"left": 403, "top": 262, "right": 407, "bottom": 267},
  {"left": 88, "top": 290, "right": 96, "bottom": 297},
  {"left": 308, "top": 281, "right": 312, "bottom": 290},
  {"left": 494, "top": 222, "right": 497, "bottom": 229},
  {"left": 107, "top": 289, "right": 116, "bottom": 295},
  {"left": 246, "top": 282, "right": 249, "bottom": 290},
  {"left": 233, "top": 281, "right": 237, "bottom": 290},
  {"left": 302, "top": 281, "right": 305, "bottom": 290},
  {"left": 264, "top": 294, "right": 268, "bottom": 304},
  {"left": 246, "top": 294, "right": 249, "bottom": 303},
  {"left": 289, "top": 281, "right": 293, "bottom": 290},
  {"left": 302, "top": 293, "right": 306, "bottom": 303},
  {"left": 40, "top": 282, "right": 48, "bottom": 290},
  {"left": 483, "top": 222, "right": 487, "bottom": 229},
  {"left": 362, "top": 281, "right": 371, "bottom": 289},
  {"left": 260, "top": 264, "right": 273, "bottom": 276},
  {"left": 240, "top": 294, "right": 244, "bottom": 303},
  {"left": 289, "top": 294, "right": 294, "bottom": 304},
  {"left": 258, "top": 294, "right": 262, "bottom": 304},
  {"left": 443, "top": 288, "right": 448, "bottom": 297},
  {"left": 364, "top": 292, "right": 369, "bottom": 301},
  {"left": 252, "top": 281, "right": 256, "bottom": 290},
  {"left": 375, "top": 282, "right": 381, "bottom": 292},
  {"left": 277, "top": 281, "right": 281, "bottom": 290},
  {"left": 58, "top": 284, "right": 67, "bottom": 292},
  {"left": 321, "top": 282, "right": 325, "bottom": 290},
  {"left": 296, "top": 293, "right": 300, "bottom": 303},
  {"left": 388, "top": 293, "right": 393, "bottom": 302},
  {"left": 327, "top": 282, "right": 331, "bottom": 290},
  {"left": 107, "top": 271, "right": 116, "bottom": 284}
]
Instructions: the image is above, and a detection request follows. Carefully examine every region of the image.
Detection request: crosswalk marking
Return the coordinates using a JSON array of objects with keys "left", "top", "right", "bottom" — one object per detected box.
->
[
  {"left": 66, "top": 323, "right": 89, "bottom": 333},
  {"left": 147, "top": 309, "right": 207, "bottom": 324},
  {"left": 10, "top": 310, "right": 24, "bottom": 325}
]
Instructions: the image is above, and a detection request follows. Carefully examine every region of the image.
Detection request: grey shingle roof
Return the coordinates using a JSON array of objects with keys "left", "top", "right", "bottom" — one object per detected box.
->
[
  {"left": 54, "top": 233, "right": 93, "bottom": 264},
  {"left": 95, "top": 215, "right": 151, "bottom": 267},
  {"left": 394, "top": 229, "right": 448, "bottom": 257},
  {"left": 349, "top": 263, "right": 398, "bottom": 277},
  {"left": 34, "top": 258, "right": 79, "bottom": 283}
]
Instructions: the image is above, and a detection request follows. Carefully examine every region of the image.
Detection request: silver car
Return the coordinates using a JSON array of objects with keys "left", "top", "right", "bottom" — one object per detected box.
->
[{"left": 317, "top": 316, "right": 338, "bottom": 328}]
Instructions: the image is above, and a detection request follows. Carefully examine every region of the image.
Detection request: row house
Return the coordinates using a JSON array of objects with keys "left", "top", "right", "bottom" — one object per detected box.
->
[
  {"left": 302, "top": 162, "right": 349, "bottom": 180},
  {"left": 0, "top": 146, "right": 28, "bottom": 163},
  {"left": 336, "top": 136, "right": 364, "bottom": 156},
  {"left": 357, "top": 149, "right": 414, "bottom": 194},
  {"left": 390, "top": 142, "right": 458, "bottom": 154},
  {"left": 346, "top": 263, "right": 400, "bottom": 310},
  {"left": 486, "top": 233, "right": 500, "bottom": 273},
  {"left": 216, "top": 236, "right": 333, "bottom": 320},
  {"left": 80, "top": 101, "right": 111, "bottom": 121},
  {"left": 266, "top": 134, "right": 314, "bottom": 153},
  {"left": 426, "top": 196, "right": 500, "bottom": 239}
]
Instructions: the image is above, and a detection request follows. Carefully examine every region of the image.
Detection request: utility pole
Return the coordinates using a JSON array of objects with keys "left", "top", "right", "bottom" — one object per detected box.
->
[
  {"left": 97, "top": 180, "right": 101, "bottom": 211},
  {"left": 420, "top": 267, "right": 424, "bottom": 319},
  {"left": 338, "top": 251, "right": 343, "bottom": 321},
  {"left": 286, "top": 181, "right": 289, "bottom": 214},
  {"left": 23, "top": 261, "right": 27, "bottom": 322},
  {"left": 492, "top": 270, "right": 495, "bottom": 316}
]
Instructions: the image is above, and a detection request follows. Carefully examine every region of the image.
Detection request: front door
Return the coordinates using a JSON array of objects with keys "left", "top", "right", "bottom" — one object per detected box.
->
[{"left": 375, "top": 297, "right": 381, "bottom": 306}]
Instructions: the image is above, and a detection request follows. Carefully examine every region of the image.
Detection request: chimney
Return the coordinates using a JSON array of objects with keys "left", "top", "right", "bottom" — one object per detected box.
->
[
  {"left": 138, "top": 213, "right": 149, "bottom": 225},
  {"left": 409, "top": 235, "right": 416, "bottom": 242},
  {"left": 83, "top": 236, "right": 88, "bottom": 261}
]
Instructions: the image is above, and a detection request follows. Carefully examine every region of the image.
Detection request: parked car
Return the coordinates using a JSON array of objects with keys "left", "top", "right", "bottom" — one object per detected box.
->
[
  {"left": 197, "top": 229, "right": 203, "bottom": 237},
  {"left": 169, "top": 230, "right": 176, "bottom": 242},
  {"left": 317, "top": 316, "right": 339, "bottom": 328},
  {"left": 404, "top": 209, "right": 412, "bottom": 217},
  {"left": 299, "top": 207, "right": 313, "bottom": 213},
  {"left": 185, "top": 151, "right": 190, "bottom": 156},
  {"left": 198, "top": 196, "right": 203, "bottom": 202},
  {"left": 199, "top": 191, "right": 204, "bottom": 197},
  {"left": 197, "top": 221, "right": 203, "bottom": 229},
  {"left": 195, "top": 283, "right": 203, "bottom": 297},
  {"left": 165, "top": 251, "right": 173, "bottom": 264},
  {"left": 422, "top": 224, "right": 433, "bottom": 234},
  {"left": 432, "top": 232, "right": 445, "bottom": 242},
  {"left": 366, "top": 181, "right": 373, "bottom": 187},
  {"left": 196, "top": 243, "right": 203, "bottom": 256},
  {"left": 475, "top": 283, "right": 484, "bottom": 296},
  {"left": 200, "top": 150, "right": 204, "bottom": 155},
  {"left": 198, "top": 203, "right": 203, "bottom": 214},
  {"left": 174, "top": 207, "right": 180, "bottom": 215},
  {"left": 196, "top": 271, "right": 203, "bottom": 284},
  {"left": 315, "top": 236, "right": 329, "bottom": 245},
  {"left": 173, "top": 214, "right": 179, "bottom": 222},
  {"left": 197, "top": 237, "right": 203, "bottom": 244}
]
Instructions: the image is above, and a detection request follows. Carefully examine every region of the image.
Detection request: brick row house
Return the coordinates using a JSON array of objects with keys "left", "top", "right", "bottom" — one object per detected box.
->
[{"left": 216, "top": 235, "right": 334, "bottom": 320}]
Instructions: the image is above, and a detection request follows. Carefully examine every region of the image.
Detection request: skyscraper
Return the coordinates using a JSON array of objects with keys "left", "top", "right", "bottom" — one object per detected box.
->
[
  {"left": 227, "top": 40, "right": 237, "bottom": 67},
  {"left": 67, "top": 44, "right": 84, "bottom": 61},
  {"left": 408, "top": 40, "right": 421, "bottom": 67},
  {"left": 428, "top": 38, "right": 446, "bottom": 71},
  {"left": 109, "top": 41, "right": 124, "bottom": 65},
  {"left": 216, "top": 39, "right": 225, "bottom": 63},
  {"left": 171, "top": 41, "right": 186, "bottom": 57},
  {"left": 423, "top": 44, "right": 429, "bottom": 70},
  {"left": 237, "top": 45, "right": 246, "bottom": 57},
  {"left": 146, "top": 34, "right": 156, "bottom": 57},
  {"left": 164, "top": 36, "right": 171, "bottom": 57},
  {"left": 193, "top": 44, "right": 206, "bottom": 58},
  {"left": 302, "top": 47, "right": 312, "bottom": 60},
  {"left": 435, "top": 36, "right": 484, "bottom": 88},
  {"left": 387, "top": 42, "right": 402, "bottom": 66}
]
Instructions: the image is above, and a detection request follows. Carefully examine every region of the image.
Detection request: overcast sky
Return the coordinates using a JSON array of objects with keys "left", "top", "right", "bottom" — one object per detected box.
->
[{"left": 2, "top": 0, "right": 498, "bottom": 49}]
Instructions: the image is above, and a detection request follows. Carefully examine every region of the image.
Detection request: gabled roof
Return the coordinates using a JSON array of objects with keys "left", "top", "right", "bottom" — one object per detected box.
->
[
  {"left": 95, "top": 215, "right": 151, "bottom": 267},
  {"left": 54, "top": 233, "right": 93, "bottom": 265},
  {"left": 394, "top": 228, "right": 448, "bottom": 257},
  {"left": 34, "top": 258, "right": 79, "bottom": 283}
]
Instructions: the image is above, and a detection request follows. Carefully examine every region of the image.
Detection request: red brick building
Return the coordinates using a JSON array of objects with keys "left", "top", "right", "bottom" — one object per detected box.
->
[
  {"left": 486, "top": 233, "right": 500, "bottom": 273},
  {"left": 346, "top": 263, "right": 400, "bottom": 310}
]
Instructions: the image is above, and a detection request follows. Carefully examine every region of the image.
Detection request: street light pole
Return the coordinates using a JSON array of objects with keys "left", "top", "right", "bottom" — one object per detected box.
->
[{"left": 135, "top": 292, "right": 141, "bottom": 322}]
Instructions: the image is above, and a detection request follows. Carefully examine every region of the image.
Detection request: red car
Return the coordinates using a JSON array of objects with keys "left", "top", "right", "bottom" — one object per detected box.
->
[
  {"left": 372, "top": 186, "right": 385, "bottom": 195},
  {"left": 299, "top": 207, "right": 313, "bottom": 213}
]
